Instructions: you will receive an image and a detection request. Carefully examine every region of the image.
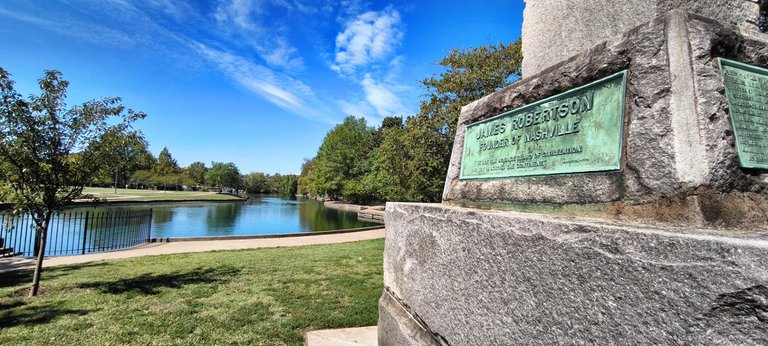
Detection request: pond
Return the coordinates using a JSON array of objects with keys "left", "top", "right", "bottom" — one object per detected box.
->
[{"left": 84, "top": 195, "right": 377, "bottom": 238}]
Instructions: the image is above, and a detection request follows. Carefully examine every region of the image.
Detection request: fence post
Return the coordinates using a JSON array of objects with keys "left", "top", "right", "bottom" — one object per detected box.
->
[
  {"left": 146, "top": 209, "right": 153, "bottom": 242},
  {"left": 81, "top": 211, "right": 90, "bottom": 255}
]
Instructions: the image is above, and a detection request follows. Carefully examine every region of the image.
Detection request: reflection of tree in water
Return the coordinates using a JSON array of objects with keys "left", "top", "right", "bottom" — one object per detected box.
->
[
  {"left": 205, "top": 203, "right": 244, "bottom": 234},
  {"left": 152, "top": 208, "right": 174, "bottom": 224},
  {"left": 298, "top": 198, "right": 368, "bottom": 232}
]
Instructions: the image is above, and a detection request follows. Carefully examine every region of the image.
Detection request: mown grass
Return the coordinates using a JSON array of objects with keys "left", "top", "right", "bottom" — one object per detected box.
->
[
  {"left": 0, "top": 239, "right": 384, "bottom": 345},
  {"left": 80, "top": 187, "right": 244, "bottom": 202}
]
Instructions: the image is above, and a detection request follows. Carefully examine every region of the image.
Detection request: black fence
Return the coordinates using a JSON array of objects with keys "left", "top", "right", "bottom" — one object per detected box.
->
[{"left": 0, "top": 209, "right": 153, "bottom": 257}]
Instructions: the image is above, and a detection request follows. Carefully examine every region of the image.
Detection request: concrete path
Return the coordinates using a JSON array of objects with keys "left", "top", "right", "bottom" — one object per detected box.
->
[
  {"left": 0, "top": 228, "right": 385, "bottom": 273},
  {"left": 305, "top": 326, "right": 378, "bottom": 346}
]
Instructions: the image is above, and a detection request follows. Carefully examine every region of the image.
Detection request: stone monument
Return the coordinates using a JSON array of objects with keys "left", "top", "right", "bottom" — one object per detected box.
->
[{"left": 379, "top": 1, "right": 768, "bottom": 344}]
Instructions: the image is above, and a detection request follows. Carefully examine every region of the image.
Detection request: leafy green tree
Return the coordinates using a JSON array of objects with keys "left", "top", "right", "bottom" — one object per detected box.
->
[
  {"left": 380, "top": 41, "right": 522, "bottom": 202},
  {"left": 272, "top": 174, "right": 299, "bottom": 197},
  {"left": 312, "top": 116, "right": 373, "bottom": 202},
  {"left": 155, "top": 147, "right": 179, "bottom": 174},
  {"left": 92, "top": 129, "right": 154, "bottom": 189},
  {"left": 243, "top": 172, "right": 269, "bottom": 194},
  {"left": 363, "top": 125, "right": 409, "bottom": 201},
  {"left": 185, "top": 161, "right": 207, "bottom": 186},
  {"left": 151, "top": 147, "right": 182, "bottom": 190},
  {"left": 421, "top": 41, "right": 522, "bottom": 140},
  {"left": 297, "top": 158, "right": 316, "bottom": 196},
  {"left": 206, "top": 162, "right": 241, "bottom": 192},
  {"left": 0, "top": 68, "right": 145, "bottom": 296}
]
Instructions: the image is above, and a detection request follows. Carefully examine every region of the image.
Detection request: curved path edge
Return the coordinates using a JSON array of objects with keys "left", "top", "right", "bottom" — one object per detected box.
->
[{"left": 0, "top": 227, "right": 385, "bottom": 273}]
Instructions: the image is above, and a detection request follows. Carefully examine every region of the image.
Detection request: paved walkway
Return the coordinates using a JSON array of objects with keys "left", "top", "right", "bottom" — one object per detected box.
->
[{"left": 0, "top": 228, "right": 385, "bottom": 273}]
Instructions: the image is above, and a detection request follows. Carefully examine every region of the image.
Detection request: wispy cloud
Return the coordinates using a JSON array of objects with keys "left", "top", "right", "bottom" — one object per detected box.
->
[
  {"left": 214, "top": 0, "right": 261, "bottom": 31},
  {"left": 192, "top": 42, "right": 339, "bottom": 123},
  {"left": 331, "top": 6, "right": 403, "bottom": 74},
  {"left": 0, "top": 5, "right": 135, "bottom": 47},
  {"left": 193, "top": 43, "right": 307, "bottom": 110},
  {"left": 361, "top": 74, "right": 408, "bottom": 118},
  {"left": 339, "top": 99, "right": 376, "bottom": 122},
  {"left": 213, "top": 0, "right": 306, "bottom": 70}
]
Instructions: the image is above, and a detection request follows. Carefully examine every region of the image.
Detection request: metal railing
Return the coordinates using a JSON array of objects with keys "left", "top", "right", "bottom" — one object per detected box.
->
[{"left": 0, "top": 209, "right": 153, "bottom": 257}]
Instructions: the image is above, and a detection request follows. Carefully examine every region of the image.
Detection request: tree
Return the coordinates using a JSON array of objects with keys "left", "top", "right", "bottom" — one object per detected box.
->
[
  {"left": 364, "top": 125, "right": 409, "bottom": 201},
  {"left": 92, "top": 129, "right": 153, "bottom": 190},
  {"left": 0, "top": 68, "right": 145, "bottom": 296},
  {"left": 206, "top": 162, "right": 241, "bottom": 192},
  {"left": 155, "top": 147, "right": 179, "bottom": 174},
  {"left": 185, "top": 161, "right": 207, "bottom": 186},
  {"left": 297, "top": 158, "right": 316, "bottom": 196},
  {"left": 153, "top": 147, "right": 181, "bottom": 190},
  {"left": 391, "top": 41, "right": 522, "bottom": 202},
  {"left": 272, "top": 174, "right": 298, "bottom": 197},
  {"left": 243, "top": 172, "right": 269, "bottom": 194},
  {"left": 312, "top": 116, "right": 374, "bottom": 202}
]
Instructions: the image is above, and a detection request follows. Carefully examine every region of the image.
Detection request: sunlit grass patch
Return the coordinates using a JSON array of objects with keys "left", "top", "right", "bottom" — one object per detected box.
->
[{"left": 0, "top": 239, "right": 384, "bottom": 345}]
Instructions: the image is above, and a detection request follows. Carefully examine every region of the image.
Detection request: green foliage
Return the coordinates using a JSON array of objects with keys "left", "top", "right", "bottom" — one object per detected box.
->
[
  {"left": 0, "top": 67, "right": 145, "bottom": 295},
  {"left": 273, "top": 174, "right": 299, "bottom": 197},
  {"left": 242, "top": 172, "right": 270, "bottom": 193},
  {"left": 155, "top": 146, "right": 179, "bottom": 175},
  {"left": 185, "top": 161, "right": 207, "bottom": 186},
  {"left": 297, "top": 158, "right": 316, "bottom": 196},
  {"left": 363, "top": 125, "right": 409, "bottom": 201},
  {"left": 205, "top": 162, "right": 241, "bottom": 190},
  {"left": 301, "top": 41, "right": 522, "bottom": 203},
  {"left": 91, "top": 129, "right": 154, "bottom": 187},
  {"left": 242, "top": 172, "right": 298, "bottom": 197},
  {"left": 311, "top": 116, "right": 374, "bottom": 201}
]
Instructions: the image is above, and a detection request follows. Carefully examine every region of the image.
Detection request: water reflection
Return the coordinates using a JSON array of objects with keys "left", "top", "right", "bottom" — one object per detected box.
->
[{"left": 77, "top": 196, "right": 374, "bottom": 238}]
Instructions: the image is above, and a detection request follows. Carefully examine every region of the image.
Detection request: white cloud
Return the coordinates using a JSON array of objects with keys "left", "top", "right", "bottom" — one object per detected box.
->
[
  {"left": 332, "top": 6, "right": 403, "bottom": 74},
  {"left": 339, "top": 99, "right": 376, "bottom": 121},
  {"left": 192, "top": 42, "right": 339, "bottom": 123},
  {"left": 214, "top": 0, "right": 260, "bottom": 31},
  {"left": 194, "top": 43, "right": 307, "bottom": 110},
  {"left": 360, "top": 73, "right": 408, "bottom": 118},
  {"left": 213, "top": 0, "right": 306, "bottom": 70},
  {"left": 262, "top": 38, "right": 304, "bottom": 70},
  {"left": 0, "top": 5, "right": 135, "bottom": 47}
]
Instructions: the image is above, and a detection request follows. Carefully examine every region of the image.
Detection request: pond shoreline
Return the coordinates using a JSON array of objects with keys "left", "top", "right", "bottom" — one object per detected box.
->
[
  {"left": 0, "top": 194, "right": 248, "bottom": 211},
  {"left": 323, "top": 200, "right": 386, "bottom": 224},
  {"left": 68, "top": 197, "right": 248, "bottom": 209}
]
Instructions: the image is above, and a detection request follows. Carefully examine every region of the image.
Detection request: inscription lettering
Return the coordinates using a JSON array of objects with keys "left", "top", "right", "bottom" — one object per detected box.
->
[
  {"left": 459, "top": 71, "right": 626, "bottom": 179},
  {"left": 719, "top": 58, "right": 768, "bottom": 170}
]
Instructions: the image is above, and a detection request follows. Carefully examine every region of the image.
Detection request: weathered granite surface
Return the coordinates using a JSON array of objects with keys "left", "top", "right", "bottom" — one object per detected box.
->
[
  {"left": 380, "top": 202, "right": 768, "bottom": 345},
  {"left": 444, "top": 10, "right": 768, "bottom": 230},
  {"left": 378, "top": 288, "right": 440, "bottom": 346},
  {"left": 522, "top": 0, "right": 761, "bottom": 76}
]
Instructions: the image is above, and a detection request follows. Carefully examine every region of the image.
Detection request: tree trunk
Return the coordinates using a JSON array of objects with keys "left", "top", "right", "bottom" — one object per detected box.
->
[{"left": 29, "top": 217, "right": 50, "bottom": 297}]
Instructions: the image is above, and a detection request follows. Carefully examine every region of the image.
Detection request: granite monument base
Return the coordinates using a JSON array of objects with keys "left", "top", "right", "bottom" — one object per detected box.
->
[{"left": 378, "top": 202, "right": 768, "bottom": 345}]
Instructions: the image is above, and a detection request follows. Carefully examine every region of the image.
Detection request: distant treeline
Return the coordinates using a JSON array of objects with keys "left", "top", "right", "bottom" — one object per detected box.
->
[
  {"left": 92, "top": 144, "right": 298, "bottom": 196},
  {"left": 298, "top": 41, "right": 522, "bottom": 204}
]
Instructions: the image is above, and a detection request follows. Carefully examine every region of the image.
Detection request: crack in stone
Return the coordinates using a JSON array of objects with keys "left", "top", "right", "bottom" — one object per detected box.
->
[
  {"left": 707, "top": 285, "right": 768, "bottom": 323},
  {"left": 384, "top": 287, "right": 451, "bottom": 346}
]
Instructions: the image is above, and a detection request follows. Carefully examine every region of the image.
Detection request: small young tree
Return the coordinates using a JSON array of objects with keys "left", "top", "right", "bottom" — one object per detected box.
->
[{"left": 0, "top": 68, "right": 145, "bottom": 297}]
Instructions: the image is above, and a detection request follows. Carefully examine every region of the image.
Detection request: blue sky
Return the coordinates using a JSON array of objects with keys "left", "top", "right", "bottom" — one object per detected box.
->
[{"left": 0, "top": 0, "right": 524, "bottom": 174}]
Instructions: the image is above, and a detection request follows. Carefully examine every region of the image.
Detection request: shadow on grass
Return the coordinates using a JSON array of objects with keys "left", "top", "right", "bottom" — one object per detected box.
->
[
  {"left": 0, "top": 262, "right": 111, "bottom": 289},
  {"left": 78, "top": 267, "right": 241, "bottom": 295},
  {"left": 0, "top": 300, "right": 95, "bottom": 329}
]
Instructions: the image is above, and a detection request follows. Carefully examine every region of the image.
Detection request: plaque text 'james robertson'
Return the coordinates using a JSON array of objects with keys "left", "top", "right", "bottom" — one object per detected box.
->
[{"left": 460, "top": 71, "right": 627, "bottom": 179}]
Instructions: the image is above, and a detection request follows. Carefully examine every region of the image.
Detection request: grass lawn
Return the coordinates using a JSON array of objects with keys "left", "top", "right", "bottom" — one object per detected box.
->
[
  {"left": 80, "top": 187, "right": 244, "bottom": 202},
  {"left": 0, "top": 239, "right": 384, "bottom": 345}
]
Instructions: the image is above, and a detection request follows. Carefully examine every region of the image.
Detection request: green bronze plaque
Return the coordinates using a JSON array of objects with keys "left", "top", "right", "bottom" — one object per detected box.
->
[
  {"left": 459, "top": 71, "right": 627, "bottom": 180},
  {"left": 718, "top": 58, "right": 768, "bottom": 170}
]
